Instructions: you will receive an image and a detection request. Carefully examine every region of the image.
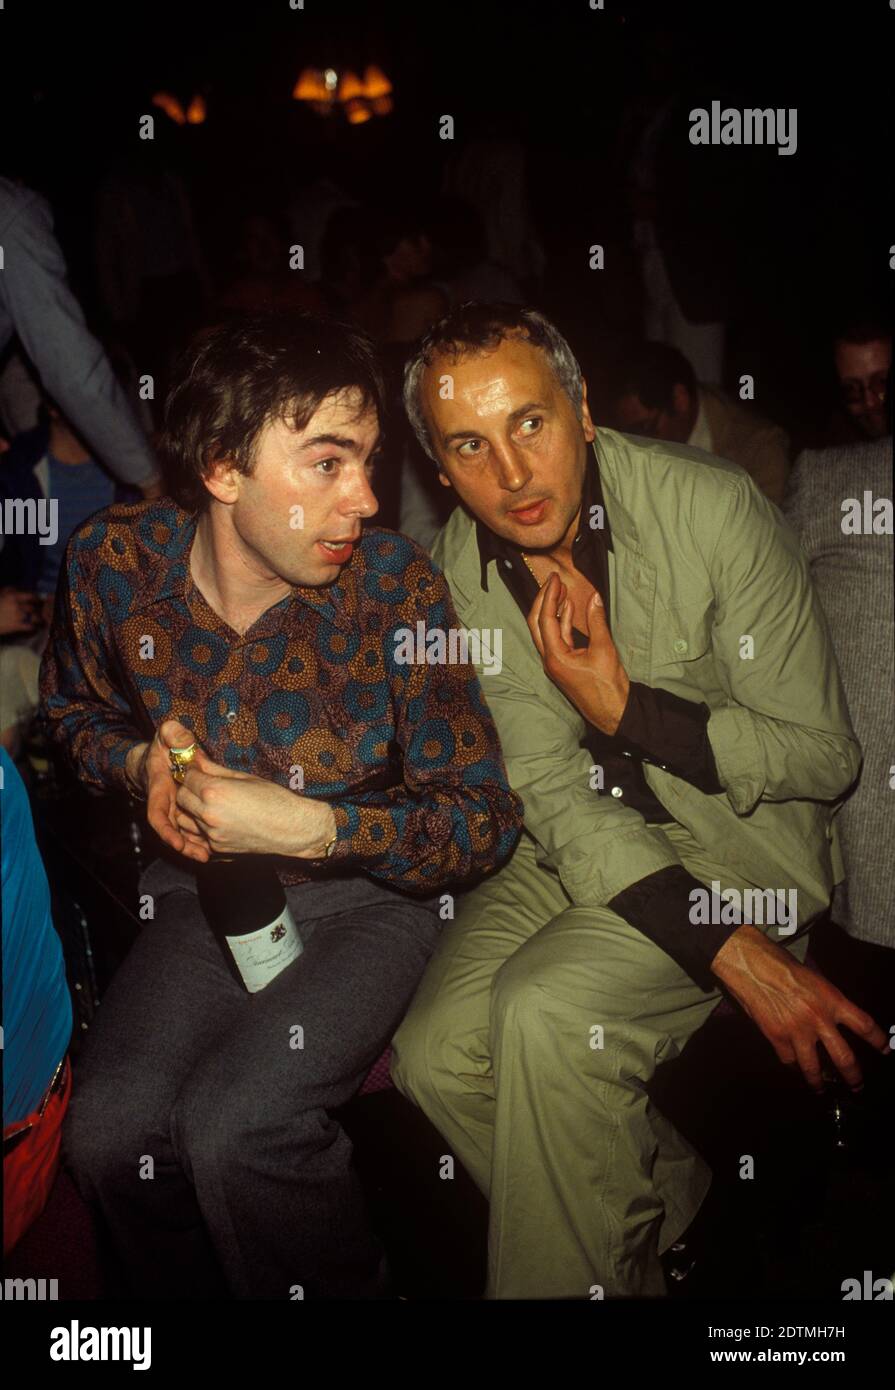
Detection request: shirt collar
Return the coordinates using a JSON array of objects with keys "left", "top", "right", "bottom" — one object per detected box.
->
[
  {"left": 474, "top": 436, "right": 612, "bottom": 593},
  {"left": 132, "top": 501, "right": 355, "bottom": 631},
  {"left": 131, "top": 503, "right": 197, "bottom": 608},
  {"left": 686, "top": 388, "right": 712, "bottom": 453}
]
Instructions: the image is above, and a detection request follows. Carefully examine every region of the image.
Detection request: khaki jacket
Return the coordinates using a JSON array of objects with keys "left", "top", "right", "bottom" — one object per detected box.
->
[
  {"left": 701, "top": 385, "right": 791, "bottom": 506},
  {"left": 431, "top": 429, "right": 860, "bottom": 925}
]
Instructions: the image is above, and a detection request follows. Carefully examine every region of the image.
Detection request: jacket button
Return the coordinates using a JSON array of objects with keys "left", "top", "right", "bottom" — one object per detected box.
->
[
  {"left": 610, "top": 786, "right": 624, "bottom": 798},
  {"left": 673, "top": 638, "right": 688, "bottom": 654},
  {"left": 226, "top": 710, "right": 237, "bottom": 722}
]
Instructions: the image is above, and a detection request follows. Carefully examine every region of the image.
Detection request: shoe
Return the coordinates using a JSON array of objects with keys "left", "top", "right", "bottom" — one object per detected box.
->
[
  {"left": 664, "top": 1237, "right": 697, "bottom": 1284},
  {"left": 660, "top": 1182, "right": 721, "bottom": 1293}
]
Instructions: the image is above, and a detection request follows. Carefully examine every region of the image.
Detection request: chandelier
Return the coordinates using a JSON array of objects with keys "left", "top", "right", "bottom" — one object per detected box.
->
[{"left": 292, "top": 64, "right": 393, "bottom": 124}]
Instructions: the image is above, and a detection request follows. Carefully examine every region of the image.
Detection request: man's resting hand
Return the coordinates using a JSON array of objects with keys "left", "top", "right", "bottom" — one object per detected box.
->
[
  {"left": 174, "top": 747, "right": 337, "bottom": 860},
  {"left": 711, "top": 924, "right": 891, "bottom": 1093}
]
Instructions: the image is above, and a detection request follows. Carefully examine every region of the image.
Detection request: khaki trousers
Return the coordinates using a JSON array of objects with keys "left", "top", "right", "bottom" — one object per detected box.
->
[{"left": 391, "top": 824, "right": 808, "bottom": 1299}]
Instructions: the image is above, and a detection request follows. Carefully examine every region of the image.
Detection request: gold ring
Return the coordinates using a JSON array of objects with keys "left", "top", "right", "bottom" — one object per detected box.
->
[{"left": 169, "top": 742, "right": 198, "bottom": 784}]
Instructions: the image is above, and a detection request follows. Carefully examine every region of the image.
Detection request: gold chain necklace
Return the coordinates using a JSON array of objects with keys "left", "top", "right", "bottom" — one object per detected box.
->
[{"left": 521, "top": 552, "right": 569, "bottom": 622}]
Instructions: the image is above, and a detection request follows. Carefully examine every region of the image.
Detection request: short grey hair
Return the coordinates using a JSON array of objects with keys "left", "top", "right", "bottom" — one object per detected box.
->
[{"left": 402, "top": 302, "right": 584, "bottom": 463}]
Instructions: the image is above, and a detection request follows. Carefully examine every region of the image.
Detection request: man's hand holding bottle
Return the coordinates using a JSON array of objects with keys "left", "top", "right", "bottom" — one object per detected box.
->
[
  {"left": 125, "top": 720, "right": 311, "bottom": 993},
  {"left": 125, "top": 720, "right": 212, "bottom": 862},
  {"left": 125, "top": 719, "right": 336, "bottom": 862}
]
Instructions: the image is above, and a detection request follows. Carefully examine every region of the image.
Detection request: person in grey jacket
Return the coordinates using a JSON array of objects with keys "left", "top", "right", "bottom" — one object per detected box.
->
[
  {"left": 0, "top": 176, "right": 161, "bottom": 494},
  {"left": 783, "top": 436, "right": 894, "bottom": 953}
]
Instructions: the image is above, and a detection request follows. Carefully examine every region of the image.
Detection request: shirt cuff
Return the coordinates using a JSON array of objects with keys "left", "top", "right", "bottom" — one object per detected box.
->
[
  {"left": 90, "top": 732, "right": 140, "bottom": 797},
  {"left": 320, "top": 800, "right": 388, "bottom": 866},
  {"left": 615, "top": 681, "right": 724, "bottom": 793},
  {"left": 608, "top": 865, "right": 741, "bottom": 989}
]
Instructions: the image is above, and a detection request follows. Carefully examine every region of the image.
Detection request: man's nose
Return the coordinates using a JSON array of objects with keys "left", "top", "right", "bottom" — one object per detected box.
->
[
  {"left": 492, "top": 441, "right": 533, "bottom": 493},
  {"left": 342, "top": 465, "right": 379, "bottom": 518}
]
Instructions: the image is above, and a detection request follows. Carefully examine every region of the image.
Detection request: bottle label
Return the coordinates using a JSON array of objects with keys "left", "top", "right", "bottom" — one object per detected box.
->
[{"left": 225, "top": 904, "right": 303, "bottom": 993}]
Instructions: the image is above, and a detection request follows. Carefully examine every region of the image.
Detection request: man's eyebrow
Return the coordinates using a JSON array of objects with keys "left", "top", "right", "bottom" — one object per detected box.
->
[
  {"left": 298, "top": 433, "right": 359, "bottom": 452},
  {"left": 441, "top": 401, "right": 549, "bottom": 446}
]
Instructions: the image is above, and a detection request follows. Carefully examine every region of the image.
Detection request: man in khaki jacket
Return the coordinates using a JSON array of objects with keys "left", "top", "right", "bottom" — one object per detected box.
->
[
  {"left": 611, "top": 340, "right": 791, "bottom": 504},
  {"left": 390, "top": 304, "right": 890, "bottom": 1300}
]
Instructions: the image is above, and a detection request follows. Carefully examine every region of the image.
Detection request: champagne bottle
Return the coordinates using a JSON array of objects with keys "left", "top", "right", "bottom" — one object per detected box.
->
[{"left": 196, "top": 855, "right": 303, "bottom": 994}]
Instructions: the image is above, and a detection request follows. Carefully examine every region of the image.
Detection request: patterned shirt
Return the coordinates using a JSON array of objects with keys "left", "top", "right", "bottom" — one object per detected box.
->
[{"left": 38, "top": 500, "right": 524, "bottom": 893}]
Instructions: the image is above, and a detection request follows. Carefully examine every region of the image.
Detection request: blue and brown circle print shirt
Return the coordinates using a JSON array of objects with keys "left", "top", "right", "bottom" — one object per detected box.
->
[{"left": 38, "top": 499, "right": 524, "bottom": 893}]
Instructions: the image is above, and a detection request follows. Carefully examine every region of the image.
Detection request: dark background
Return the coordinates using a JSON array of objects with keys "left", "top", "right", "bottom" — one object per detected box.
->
[{"left": 3, "top": 0, "right": 891, "bottom": 441}]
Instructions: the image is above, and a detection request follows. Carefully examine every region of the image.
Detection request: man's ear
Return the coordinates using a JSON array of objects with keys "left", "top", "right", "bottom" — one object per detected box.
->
[
  {"left": 201, "top": 453, "right": 241, "bottom": 505},
  {"left": 437, "top": 467, "right": 453, "bottom": 490},
  {"left": 580, "top": 378, "right": 597, "bottom": 440}
]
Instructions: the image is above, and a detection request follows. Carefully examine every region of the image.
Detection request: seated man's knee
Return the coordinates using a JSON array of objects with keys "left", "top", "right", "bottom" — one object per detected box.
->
[
  {"left": 171, "top": 1064, "right": 247, "bottom": 1177},
  {"left": 391, "top": 993, "right": 475, "bottom": 1107},
  {"left": 490, "top": 949, "right": 542, "bottom": 1027},
  {"left": 172, "top": 1060, "right": 333, "bottom": 1179},
  {"left": 489, "top": 916, "right": 631, "bottom": 1070},
  {"left": 62, "top": 1081, "right": 147, "bottom": 1192},
  {"left": 488, "top": 950, "right": 573, "bottom": 1057}
]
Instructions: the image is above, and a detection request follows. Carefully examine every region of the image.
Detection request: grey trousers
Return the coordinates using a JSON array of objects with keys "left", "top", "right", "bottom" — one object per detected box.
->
[{"left": 62, "top": 855, "right": 442, "bottom": 1300}]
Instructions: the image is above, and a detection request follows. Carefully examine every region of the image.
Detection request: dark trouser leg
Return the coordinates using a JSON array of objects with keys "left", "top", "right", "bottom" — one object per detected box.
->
[
  {"left": 173, "top": 893, "right": 440, "bottom": 1298},
  {"left": 63, "top": 871, "right": 441, "bottom": 1298},
  {"left": 62, "top": 888, "right": 243, "bottom": 1298}
]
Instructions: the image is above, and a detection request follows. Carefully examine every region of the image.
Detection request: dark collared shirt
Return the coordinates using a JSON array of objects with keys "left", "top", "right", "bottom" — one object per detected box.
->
[
  {"left": 475, "top": 441, "right": 738, "bottom": 987},
  {"left": 39, "top": 500, "right": 524, "bottom": 895}
]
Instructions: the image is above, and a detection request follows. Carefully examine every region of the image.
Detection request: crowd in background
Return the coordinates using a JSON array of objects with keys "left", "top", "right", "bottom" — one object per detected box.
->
[{"left": 1, "top": 100, "right": 890, "bottom": 741}]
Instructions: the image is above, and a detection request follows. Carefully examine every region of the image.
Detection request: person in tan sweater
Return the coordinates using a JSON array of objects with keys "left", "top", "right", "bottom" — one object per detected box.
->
[{"left": 611, "top": 340, "right": 791, "bottom": 505}]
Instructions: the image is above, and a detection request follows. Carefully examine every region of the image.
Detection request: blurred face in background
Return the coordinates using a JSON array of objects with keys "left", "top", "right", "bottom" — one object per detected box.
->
[
  {"left": 834, "top": 337, "right": 891, "bottom": 438},
  {"left": 613, "top": 382, "right": 697, "bottom": 444},
  {"left": 242, "top": 215, "right": 282, "bottom": 274},
  {"left": 383, "top": 234, "right": 433, "bottom": 284}
]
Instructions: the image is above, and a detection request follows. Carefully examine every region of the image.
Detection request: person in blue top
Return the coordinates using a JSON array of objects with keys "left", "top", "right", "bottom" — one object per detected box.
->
[
  {"left": 0, "top": 397, "right": 140, "bottom": 754},
  {"left": 1, "top": 746, "right": 73, "bottom": 1251}
]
